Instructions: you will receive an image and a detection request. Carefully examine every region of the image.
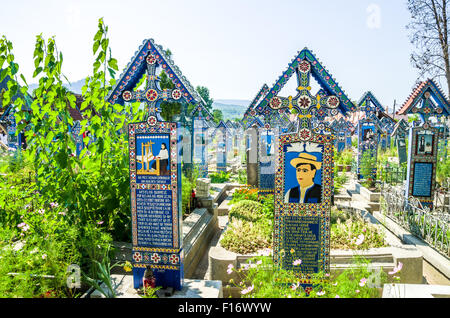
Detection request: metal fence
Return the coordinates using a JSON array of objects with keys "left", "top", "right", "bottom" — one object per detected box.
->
[
  {"left": 379, "top": 165, "right": 407, "bottom": 185},
  {"left": 381, "top": 183, "right": 450, "bottom": 258}
]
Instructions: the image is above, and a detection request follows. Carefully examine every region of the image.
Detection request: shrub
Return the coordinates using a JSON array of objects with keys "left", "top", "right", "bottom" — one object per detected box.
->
[
  {"left": 330, "top": 209, "right": 387, "bottom": 250},
  {"left": 229, "top": 200, "right": 264, "bottom": 222},
  {"left": 209, "top": 171, "right": 230, "bottom": 183},
  {"left": 220, "top": 219, "right": 270, "bottom": 254}
]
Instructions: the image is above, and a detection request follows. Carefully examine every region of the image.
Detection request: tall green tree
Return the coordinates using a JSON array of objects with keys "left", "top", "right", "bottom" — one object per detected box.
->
[
  {"left": 212, "top": 108, "right": 223, "bottom": 124},
  {"left": 196, "top": 85, "right": 214, "bottom": 111}
]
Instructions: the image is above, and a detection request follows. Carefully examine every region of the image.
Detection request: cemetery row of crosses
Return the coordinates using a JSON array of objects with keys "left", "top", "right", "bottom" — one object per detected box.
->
[{"left": 0, "top": 35, "right": 449, "bottom": 298}]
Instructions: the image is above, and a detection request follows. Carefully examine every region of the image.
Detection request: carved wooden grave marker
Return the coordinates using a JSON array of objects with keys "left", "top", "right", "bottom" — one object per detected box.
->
[
  {"left": 397, "top": 79, "right": 450, "bottom": 210},
  {"left": 260, "top": 48, "right": 355, "bottom": 291},
  {"left": 190, "top": 104, "right": 213, "bottom": 178},
  {"left": 357, "top": 92, "right": 385, "bottom": 179},
  {"left": 391, "top": 119, "right": 409, "bottom": 164},
  {"left": 213, "top": 121, "right": 229, "bottom": 172},
  {"left": 107, "top": 39, "right": 204, "bottom": 290}
]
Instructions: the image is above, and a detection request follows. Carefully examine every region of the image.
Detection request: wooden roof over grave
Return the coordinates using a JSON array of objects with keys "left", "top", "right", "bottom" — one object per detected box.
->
[
  {"left": 243, "top": 84, "right": 269, "bottom": 118},
  {"left": 106, "top": 39, "right": 205, "bottom": 107},
  {"left": 0, "top": 73, "right": 32, "bottom": 121},
  {"left": 330, "top": 116, "right": 353, "bottom": 134},
  {"left": 357, "top": 91, "right": 386, "bottom": 113},
  {"left": 391, "top": 118, "right": 409, "bottom": 137},
  {"left": 190, "top": 103, "right": 214, "bottom": 127},
  {"left": 358, "top": 112, "right": 385, "bottom": 133},
  {"left": 254, "top": 48, "right": 356, "bottom": 116},
  {"left": 245, "top": 116, "right": 265, "bottom": 129},
  {"left": 396, "top": 79, "right": 450, "bottom": 117},
  {"left": 212, "top": 120, "right": 231, "bottom": 137},
  {"left": 380, "top": 116, "right": 396, "bottom": 132},
  {"left": 225, "top": 120, "right": 235, "bottom": 130}
]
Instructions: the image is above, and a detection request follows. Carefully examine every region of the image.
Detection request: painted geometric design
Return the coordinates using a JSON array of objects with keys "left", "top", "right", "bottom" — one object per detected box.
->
[
  {"left": 107, "top": 39, "right": 204, "bottom": 106},
  {"left": 255, "top": 48, "right": 356, "bottom": 115},
  {"left": 146, "top": 88, "right": 158, "bottom": 102}
]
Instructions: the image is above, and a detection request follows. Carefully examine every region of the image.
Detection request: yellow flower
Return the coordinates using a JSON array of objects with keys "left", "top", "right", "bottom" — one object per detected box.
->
[
  {"left": 290, "top": 248, "right": 295, "bottom": 254},
  {"left": 123, "top": 261, "right": 132, "bottom": 272}
]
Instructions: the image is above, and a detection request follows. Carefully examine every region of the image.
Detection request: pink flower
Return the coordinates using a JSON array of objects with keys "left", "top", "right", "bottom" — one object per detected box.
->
[
  {"left": 97, "top": 221, "right": 104, "bottom": 225},
  {"left": 292, "top": 259, "right": 302, "bottom": 266},
  {"left": 227, "top": 264, "right": 234, "bottom": 275},
  {"left": 50, "top": 202, "right": 59, "bottom": 208},
  {"left": 355, "top": 289, "right": 360, "bottom": 293},
  {"left": 58, "top": 211, "right": 66, "bottom": 216},
  {"left": 291, "top": 282, "right": 300, "bottom": 291},
  {"left": 325, "top": 273, "right": 330, "bottom": 277},
  {"left": 241, "top": 285, "right": 254, "bottom": 295},
  {"left": 335, "top": 295, "right": 340, "bottom": 298},
  {"left": 38, "top": 209, "right": 45, "bottom": 215},
  {"left": 359, "top": 278, "right": 367, "bottom": 287},
  {"left": 17, "top": 222, "right": 30, "bottom": 232},
  {"left": 388, "top": 262, "right": 403, "bottom": 275}
]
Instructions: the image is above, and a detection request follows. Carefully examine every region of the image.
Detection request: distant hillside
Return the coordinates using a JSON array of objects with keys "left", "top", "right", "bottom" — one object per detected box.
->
[
  {"left": 28, "top": 78, "right": 85, "bottom": 95},
  {"left": 27, "top": 80, "right": 250, "bottom": 120},
  {"left": 212, "top": 100, "right": 250, "bottom": 120}
]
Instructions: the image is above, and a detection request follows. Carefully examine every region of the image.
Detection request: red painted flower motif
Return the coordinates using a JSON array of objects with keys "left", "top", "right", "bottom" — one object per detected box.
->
[
  {"left": 270, "top": 97, "right": 282, "bottom": 109},
  {"left": 146, "top": 89, "right": 158, "bottom": 102},
  {"left": 297, "top": 96, "right": 311, "bottom": 108},
  {"left": 299, "top": 128, "right": 311, "bottom": 140},
  {"left": 123, "top": 90, "right": 132, "bottom": 101},
  {"left": 146, "top": 54, "right": 157, "bottom": 65},
  {"left": 327, "top": 96, "right": 340, "bottom": 108},
  {"left": 148, "top": 116, "right": 157, "bottom": 126},
  {"left": 133, "top": 252, "right": 142, "bottom": 262},
  {"left": 169, "top": 254, "right": 179, "bottom": 265},
  {"left": 172, "top": 89, "right": 182, "bottom": 100},
  {"left": 151, "top": 253, "right": 161, "bottom": 263},
  {"left": 298, "top": 60, "right": 311, "bottom": 73}
]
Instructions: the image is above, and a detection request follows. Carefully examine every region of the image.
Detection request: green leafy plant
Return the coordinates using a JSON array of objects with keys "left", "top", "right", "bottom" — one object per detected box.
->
[
  {"left": 82, "top": 247, "right": 120, "bottom": 298},
  {"left": 0, "top": 19, "right": 136, "bottom": 297},
  {"left": 228, "top": 200, "right": 264, "bottom": 222},
  {"left": 360, "top": 149, "right": 377, "bottom": 189},
  {"left": 209, "top": 171, "right": 230, "bottom": 183}
]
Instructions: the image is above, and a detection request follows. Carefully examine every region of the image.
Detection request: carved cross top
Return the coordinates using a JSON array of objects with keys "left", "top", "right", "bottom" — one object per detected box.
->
[
  {"left": 267, "top": 60, "right": 340, "bottom": 132},
  {"left": 120, "top": 53, "right": 184, "bottom": 124}
]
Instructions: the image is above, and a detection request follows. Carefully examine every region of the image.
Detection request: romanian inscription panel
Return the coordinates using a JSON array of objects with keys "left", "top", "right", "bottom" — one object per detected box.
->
[{"left": 282, "top": 215, "right": 320, "bottom": 274}]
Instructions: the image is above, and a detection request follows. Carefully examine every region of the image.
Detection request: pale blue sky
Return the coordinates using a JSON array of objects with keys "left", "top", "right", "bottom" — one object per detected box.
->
[{"left": 0, "top": 0, "right": 442, "bottom": 111}]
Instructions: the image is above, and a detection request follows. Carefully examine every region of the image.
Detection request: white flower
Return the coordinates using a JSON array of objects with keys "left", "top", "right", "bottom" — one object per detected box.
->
[{"left": 355, "top": 234, "right": 365, "bottom": 246}]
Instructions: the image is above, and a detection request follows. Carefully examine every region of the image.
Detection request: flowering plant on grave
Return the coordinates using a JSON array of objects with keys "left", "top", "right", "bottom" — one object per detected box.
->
[{"left": 225, "top": 253, "right": 388, "bottom": 298}]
